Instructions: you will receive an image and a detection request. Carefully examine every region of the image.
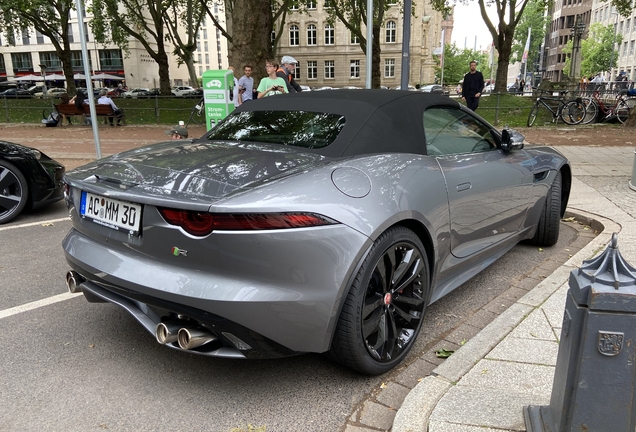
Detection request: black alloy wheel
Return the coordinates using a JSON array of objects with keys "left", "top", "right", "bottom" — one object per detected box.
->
[
  {"left": 329, "top": 227, "right": 429, "bottom": 375},
  {"left": 0, "top": 160, "right": 29, "bottom": 224}
]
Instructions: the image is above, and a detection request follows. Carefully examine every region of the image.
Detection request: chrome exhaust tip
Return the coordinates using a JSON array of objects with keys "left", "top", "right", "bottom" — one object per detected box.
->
[
  {"left": 156, "top": 322, "right": 181, "bottom": 345},
  {"left": 177, "top": 327, "right": 217, "bottom": 350},
  {"left": 65, "top": 270, "right": 84, "bottom": 293}
]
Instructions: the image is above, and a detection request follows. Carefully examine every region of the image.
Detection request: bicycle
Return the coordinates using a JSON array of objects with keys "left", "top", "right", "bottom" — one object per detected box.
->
[
  {"left": 186, "top": 97, "right": 205, "bottom": 127},
  {"left": 527, "top": 88, "right": 586, "bottom": 127},
  {"left": 579, "top": 88, "right": 631, "bottom": 124}
]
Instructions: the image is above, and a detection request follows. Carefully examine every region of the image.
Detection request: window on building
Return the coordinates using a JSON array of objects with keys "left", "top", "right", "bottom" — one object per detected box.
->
[
  {"left": 559, "top": 36, "right": 563, "bottom": 44},
  {"left": 290, "top": 25, "right": 299, "bottom": 46},
  {"left": 307, "top": 24, "right": 317, "bottom": 45},
  {"left": 198, "top": 53, "right": 202, "bottom": 63},
  {"left": 203, "top": 29, "right": 207, "bottom": 39},
  {"left": 36, "top": 30, "right": 44, "bottom": 44},
  {"left": 386, "top": 21, "right": 396, "bottom": 43},
  {"left": 11, "top": 53, "right": 33, "bottom": 70},
  {"left": 307, "top": 60, "right": 317, "bottom": 79},
  {"left": 204, "top": 41, "right": 208, "bottom": 51},
  {"left": 566, "top": 15, "right": 574, "bottom": 27},
  {"left": 325, "top": 24, "right": 335, "bottom": 45},
  {"left": 351, "top": 32, "right": 359, "bottom": 44},
  {"left": 324, "top": 0, "right": 333, "bottom": 8},
  {"left": 199, "top": 66, "right": 203, "bottom": 76},
  {"left": 290, "top": 0, "right": 298, "bottom": 10},
  {"left": 0, "top": 55, "right": 5, "bottom": 72},
  {"left": 384, "top": 58, "right": 395, "bottom": 77},
  {"left": 293, "top": 62, "right": 301, "bottom": 79},
  {"left": 39, "top": 52, "right": 62, "bottom": 69},
  {"left": 619, "top": 22, "right": 623, "bottom": 33},
  {"left": 630, "top": 41, "right": 635, "bottom": 56},
  {"left": 325, "top": 60, "right": 334, "bottom": 78},
  {"left": 22, "top": 29, "right": 30, "bottom": 45},
  {"left": 84, "top": 22, "right": 90, "bottom": 41},
  {"left": 99, "top": 49, "right": 123, "bottom": 69},
  {"left": 70, "top": 51, "right": 91, "bottom": 69},
  {"left": 66, "top": 24, "right": 74, "bottom": 43},
  {"left": 205, "top": 53, "right": 209, "bottom": 64},
  {"left": 307, "top": 0, "right": 316, "bottom": 9},
  {"left": 626, "top": 19, "right": 631, "bottom": 32},
  {"left": 197, "top": 41, "right": 201, "bottom": 51},
  {"left": 350, "top": 60, "right": 360, "bottom": 78}
]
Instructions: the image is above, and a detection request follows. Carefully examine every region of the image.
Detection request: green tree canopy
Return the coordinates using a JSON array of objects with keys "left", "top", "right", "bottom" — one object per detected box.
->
[
  {"left": 435, "top": 43, "right": 491, "bottom": 85},
  {"left": 510, "top": 0, "right": 548, "bottom": 64},
  {"left": 564, "top": 22, "right": 623, "bottom": 78}
]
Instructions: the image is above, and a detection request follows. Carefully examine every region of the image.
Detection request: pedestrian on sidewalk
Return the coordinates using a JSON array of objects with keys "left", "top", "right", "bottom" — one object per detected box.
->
[
  {"left": 461, "top": 60, "right": 484, "bottom": 111},
  {"left": 258, "top": 60, "right": 289, "bottom": 98},
  {"left": 276, "top": 56, "right": 303, "bottom": 93},
  {"left": 237, "top": 65, "right": 254, "bottom": 104}
]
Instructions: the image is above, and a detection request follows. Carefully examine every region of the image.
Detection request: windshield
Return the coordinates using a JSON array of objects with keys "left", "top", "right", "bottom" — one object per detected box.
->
[{"left": 206, "top": 110, "right": 346, "bottom": 149}]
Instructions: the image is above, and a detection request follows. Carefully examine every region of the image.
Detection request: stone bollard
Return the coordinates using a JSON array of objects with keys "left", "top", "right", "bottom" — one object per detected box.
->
[{"left": 524, "top": 233, "right": 636, "bottom": 432}]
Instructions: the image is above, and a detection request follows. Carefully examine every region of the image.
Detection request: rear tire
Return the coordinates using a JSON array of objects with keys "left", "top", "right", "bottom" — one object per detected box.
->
[
  {"left": 0, "top": 160, "right": 29, "bottom": 224},
  {"left": 328, "top": 227, "right": 429, "bottom": 375},
  {"left": 561, "top": 101, "right": 585, "bottom": 125},
  {"left": 527, "top": 103, "right": 539, "bottom": 127},
  {"left": 580, "top": 98, "right": 598, "bottom": 125},
  {"left": 529, "top": 171, "right": 562, "bottom": 247},
  {"left": 616, "top": 99, "right": 630, "bottom": 124}
]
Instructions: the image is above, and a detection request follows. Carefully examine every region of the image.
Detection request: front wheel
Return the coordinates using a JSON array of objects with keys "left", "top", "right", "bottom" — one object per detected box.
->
[
  {"left": 528, "top": 171, "right": 562, "bottom": 247},
  {"left": 616, "top": 99, "right": 630, "bottom": 124},
  {"left": 561, "top": 101, "right": 585, "bottom": 125},
  {"left": 0, "top": 160, "right": 29, "bottom": 224},
  {"left": 580, "top": 98, "right": 598, "bottom": 125},
  {"left": 527, "top": 103, "right": 540, "bottom": 127},
  {"left": 328, "top": 227, "right": 429, "bottom": 375}
]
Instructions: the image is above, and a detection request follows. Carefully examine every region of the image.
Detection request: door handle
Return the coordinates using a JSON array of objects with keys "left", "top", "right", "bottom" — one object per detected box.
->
[{"left": 457, "top": 182, "right": 471, "bottom": 192}]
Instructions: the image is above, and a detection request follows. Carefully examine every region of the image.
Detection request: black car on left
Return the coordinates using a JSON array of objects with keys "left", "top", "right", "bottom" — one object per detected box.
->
[{"left": 0, "top": 141, "right": 65, "bottom": 223}]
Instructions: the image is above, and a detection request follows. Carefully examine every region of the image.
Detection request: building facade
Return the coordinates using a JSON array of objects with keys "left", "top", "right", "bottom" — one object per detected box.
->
[
  {"left": 0, "top": 7, "right": 203, "bottom": 89},
  {"left": 543, "top": 0, "right": 592, "bottom": 82},
  {"left": 591, "top": 0, "right": 636, "bottom": 82},
  {"left": 275, "top": 1, "right": 444, "bottom": 88}
]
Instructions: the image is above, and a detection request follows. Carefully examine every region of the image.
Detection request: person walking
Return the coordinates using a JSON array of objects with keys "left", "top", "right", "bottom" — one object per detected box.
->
[
  {"left": 276, "top": 56, "right": 303, "bottom": 93},
  {"left": 237, "top": 65, "right": 254, "bottom": 104},
  {"left": 258, "top": 60, "right": 289, "bottom": 98},
  {"left": 461, "top": 60, "right": 484, "bottom": 111}
]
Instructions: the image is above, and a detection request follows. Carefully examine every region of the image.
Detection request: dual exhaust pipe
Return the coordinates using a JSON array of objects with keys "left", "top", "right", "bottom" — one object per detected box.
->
[
  {"left": 156, "top": 321, "right": 217, "bottom": 350},
  {"left": 66, "top": 271, "right": 84, "bottom": 293},
  {"left": 66, "top": 270, "right": 216, "bottom": 351}
]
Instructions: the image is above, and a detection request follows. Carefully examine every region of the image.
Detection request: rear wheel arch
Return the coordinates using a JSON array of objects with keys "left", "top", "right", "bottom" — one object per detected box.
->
[{"left": 559, "top": 165, "right": 572, "bottom": 218}]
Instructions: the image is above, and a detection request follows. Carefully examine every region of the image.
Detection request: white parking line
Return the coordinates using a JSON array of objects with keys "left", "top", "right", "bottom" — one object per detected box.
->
[
  {"left": 0, "top": 217, "right": 70, "bottom": 231},
  {"left": 0, "top": 292, "right": 82, "bottom": 320}
]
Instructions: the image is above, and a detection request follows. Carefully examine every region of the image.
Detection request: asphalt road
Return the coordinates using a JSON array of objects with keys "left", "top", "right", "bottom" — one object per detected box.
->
[{"left": 0, "top": 202, "right": 586, "bottom": 432}]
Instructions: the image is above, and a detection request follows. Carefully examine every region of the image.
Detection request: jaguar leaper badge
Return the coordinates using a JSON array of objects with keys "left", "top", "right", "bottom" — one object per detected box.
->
[
  {"left": 171, "top": 247, "right": 188, "bottom": 257},
  {"left": 598, "top": 331, "right": 624, "bottom": 356}
]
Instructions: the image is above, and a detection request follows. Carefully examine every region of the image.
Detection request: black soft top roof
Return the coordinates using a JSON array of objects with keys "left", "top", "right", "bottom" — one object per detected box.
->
[{"left": 229, "top": 89, "right": 460, "bottom": 157}]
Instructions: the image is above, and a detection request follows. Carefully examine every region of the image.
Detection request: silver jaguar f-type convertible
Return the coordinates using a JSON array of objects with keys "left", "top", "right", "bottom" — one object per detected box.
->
[{"left": 62, "top": 90, "right": 570, "bottom": 375}]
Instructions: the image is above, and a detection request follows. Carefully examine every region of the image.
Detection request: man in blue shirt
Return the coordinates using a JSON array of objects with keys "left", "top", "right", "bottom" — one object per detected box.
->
[{"left": 238, "top": 65, "right": 254, "bottom": 104}]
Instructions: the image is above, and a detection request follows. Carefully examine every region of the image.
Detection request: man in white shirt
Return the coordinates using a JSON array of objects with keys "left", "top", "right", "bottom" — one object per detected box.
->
[{"left": 97, "top": 89, "right": 123, "bottom": 126}]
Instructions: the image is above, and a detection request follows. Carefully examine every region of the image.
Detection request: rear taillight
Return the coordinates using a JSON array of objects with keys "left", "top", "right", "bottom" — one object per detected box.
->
[{"left": 158, "top": 208, "right": 338, "bottom": 236}]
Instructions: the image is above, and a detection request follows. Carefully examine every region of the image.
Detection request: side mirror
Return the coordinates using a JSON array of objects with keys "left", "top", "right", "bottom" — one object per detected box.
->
[{"left": 501, "top": 129, "right": 525, "bottom": 153}]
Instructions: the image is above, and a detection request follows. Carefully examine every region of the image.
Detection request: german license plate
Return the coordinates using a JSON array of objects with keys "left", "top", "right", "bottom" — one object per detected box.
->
[{"left": 80, "top": 191, "right": 142, "bottom": 234}]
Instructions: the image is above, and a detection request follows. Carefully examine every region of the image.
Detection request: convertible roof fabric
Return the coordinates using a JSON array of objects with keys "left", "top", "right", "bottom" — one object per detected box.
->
[{"left": 230, "top": 90, "right": 461, "bottom": 157}]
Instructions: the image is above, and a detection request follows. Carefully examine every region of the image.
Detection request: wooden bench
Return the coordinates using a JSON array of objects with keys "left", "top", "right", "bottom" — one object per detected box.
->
[{"left": 54, "top": 104, "right": 126, "bottom": 126}]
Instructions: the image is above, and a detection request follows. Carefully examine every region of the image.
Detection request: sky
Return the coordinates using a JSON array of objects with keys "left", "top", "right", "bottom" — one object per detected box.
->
[{"left": 450, "top": 3, "right": 499, "bottom": 52}]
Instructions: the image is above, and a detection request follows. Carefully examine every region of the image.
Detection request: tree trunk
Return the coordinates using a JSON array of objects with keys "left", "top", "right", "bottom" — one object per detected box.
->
[
  {"left": 227, "top": 0, "right": 273, "bottom": 83},
  {"left": 371, "top": 25, "right": 381, "bottom": 88},
  {"left": 156, "top": 49, "right": 172, "bottom": 95},
  {"left": 493, "top": 28, "right": 514, "bottom": 94},
  {"left": 186, "top": 59, "right": 199, "bottom": 87},
  {"left": 58, "top": 40, "right": 76, "bottom": 95}
]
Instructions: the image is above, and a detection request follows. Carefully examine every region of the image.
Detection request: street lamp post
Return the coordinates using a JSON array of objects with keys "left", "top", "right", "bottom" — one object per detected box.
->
[
  {"left": 38, "top": 64, "right": 48, "bottom": 97},
  {"left": 609, "top": 11, "right": 619, "bottom": 82},
  {"left": 569, "top": 17, "right": 586, "bottom": 80}
]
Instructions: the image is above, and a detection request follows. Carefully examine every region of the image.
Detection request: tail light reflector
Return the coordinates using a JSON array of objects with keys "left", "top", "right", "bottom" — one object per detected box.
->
[{"left": 158, "top": 208, "right": 337, "bottom": 236}]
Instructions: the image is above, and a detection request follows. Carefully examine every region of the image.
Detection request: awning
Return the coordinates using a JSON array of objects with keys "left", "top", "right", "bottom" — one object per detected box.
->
[
  {"left": 44, "top": 74, "right": 66, "bottom": 81},
  {"left": 74, "top": 73, "right": 87, "bottom": 80},
  {"left": 91, "top": 73, "right": 125, "bottom": 80},
  {"left": 14, "top": 74, "right": 44, "bottom": 82}
]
